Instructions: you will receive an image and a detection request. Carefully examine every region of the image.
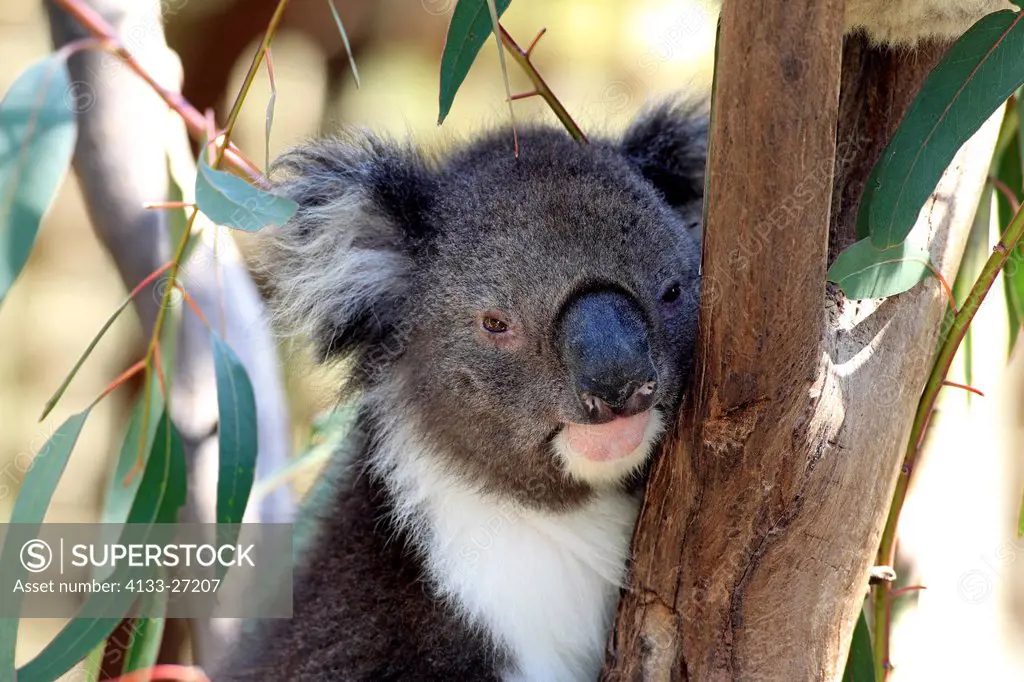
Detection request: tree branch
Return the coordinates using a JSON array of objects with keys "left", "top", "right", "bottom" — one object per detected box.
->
[
  {"left": 50, "top": 0, "right": 263, "bottom": 182},
  {"left": 603, "top": 5, "right": 1001, "bottom": 680}
]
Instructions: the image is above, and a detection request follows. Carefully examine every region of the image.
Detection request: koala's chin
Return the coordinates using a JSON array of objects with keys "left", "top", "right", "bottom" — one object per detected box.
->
[{"left": 553, "top": 409, "right": 666, "bottom": 487}]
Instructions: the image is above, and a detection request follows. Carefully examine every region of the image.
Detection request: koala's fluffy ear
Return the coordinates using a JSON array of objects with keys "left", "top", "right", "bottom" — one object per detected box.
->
[
  {"left": 263, "top": 135, "right": 436, "bottom": 374},
  {"left": 620, "top": 101, "right": 708, "bottom": 217}
]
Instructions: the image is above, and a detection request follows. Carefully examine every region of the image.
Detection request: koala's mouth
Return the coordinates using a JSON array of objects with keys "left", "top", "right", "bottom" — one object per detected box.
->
[
  {"left": 551, "top": 409, "right": 665, "bottom": 485},
  {"left": 563, "top": 411, "right": 653, "bottom": 462}
]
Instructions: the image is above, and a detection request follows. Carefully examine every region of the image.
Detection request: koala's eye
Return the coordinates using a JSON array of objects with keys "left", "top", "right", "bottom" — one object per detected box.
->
[
  {"left": 481, "top": 315, "right": 509, "bottom": 334},
  {"left": 661, "top": 281, "right": 682, "bottom": 304}
]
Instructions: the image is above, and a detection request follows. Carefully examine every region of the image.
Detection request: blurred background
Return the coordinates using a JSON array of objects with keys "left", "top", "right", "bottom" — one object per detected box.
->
[{"left": 0, "top": 0, "right": 1022, "bottom": 679}]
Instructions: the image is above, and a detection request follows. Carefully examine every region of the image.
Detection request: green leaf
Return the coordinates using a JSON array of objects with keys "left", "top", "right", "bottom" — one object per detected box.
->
[
  {"left": 100, "top": 376, "right": 165, "bottom": 524},
  {"left": 1018, "top": 487, "right": 1024, "bottom": 537},
  {"left": 126, "top": 411, "right": 187, "bottom": 526},
  {"left": 195, "top": 154, "right": 296, "bottom": 231},
  {"left": 121, "top": 591, "right": 168, "bottom": 675},
  {"left": 166, "top": 154, "right": 197, "bottom": 263},
  {"left": 212, "top": 332, "right": 258, "bottom": 527},
  {"left": 81, "top": 641, "right": 106, "bottom": 680},
  {"left": 828, "top": 238, "right": 933, "bottom": 299},
  {"left": 437, "top": 0, "right": 512, "bottom": 124},
  {"left": 0, "top": 55, "right": 77, "bottom": 308},
  {"left": 16, "top": 413, "right": 186, "bottom": 681},
  {"left": 212, "top": 333, "right": 258, "bottom": 580},
  {"left": 842, "top": 609, "right": 876, "bottom": 682},
  {"left": 17, "top": 617, "right": 122, "bottom": 682},
  {"left": 0, "top": 410, "right": 89, "bottom": 675},
  {"left": 6, "top": 412, "right": 90, "bottom": 524},
  {"left": 864, "top": 10, "right": 1024, "bottom": 248}
]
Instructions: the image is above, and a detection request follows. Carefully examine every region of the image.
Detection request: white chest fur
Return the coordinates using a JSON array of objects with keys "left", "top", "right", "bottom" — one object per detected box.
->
[
  {"left": 374, "top": 427, "right": 640, "bottom": 682},
  {"left": 425, "top": 485, "right": 638, "bottom": 682}
]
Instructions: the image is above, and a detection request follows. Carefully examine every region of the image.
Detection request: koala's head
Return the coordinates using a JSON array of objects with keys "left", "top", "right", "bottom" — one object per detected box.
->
[{"left": 265, "top": 103, "right": 705, "bottom": 509}]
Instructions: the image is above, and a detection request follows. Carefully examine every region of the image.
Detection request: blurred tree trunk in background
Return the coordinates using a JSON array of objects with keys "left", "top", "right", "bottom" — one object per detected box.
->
[{"left": 603, "top": 1, "right": 1001, "bottom": 679}]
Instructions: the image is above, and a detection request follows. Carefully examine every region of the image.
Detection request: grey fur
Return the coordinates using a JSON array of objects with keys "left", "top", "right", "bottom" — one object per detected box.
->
[
  {"left": 217, "top": 104, "right": 705, "bottom": 680},
  {"left": 259, "top": 104, "right": 705, "bottom": 509}
]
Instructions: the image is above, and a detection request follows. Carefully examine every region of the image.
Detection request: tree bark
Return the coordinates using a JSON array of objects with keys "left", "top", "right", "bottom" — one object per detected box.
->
[{"left": 602, "top": 3, "right": 1002, "bottom": 680}]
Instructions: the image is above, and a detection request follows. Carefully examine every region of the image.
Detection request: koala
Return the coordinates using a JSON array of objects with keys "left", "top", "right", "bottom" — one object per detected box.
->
[
  {"left": 214, "top": 102, "right": 705, "bottom": 682},
  {"left": 215, "top": 2, "right": 1013, "bottom": 679}
]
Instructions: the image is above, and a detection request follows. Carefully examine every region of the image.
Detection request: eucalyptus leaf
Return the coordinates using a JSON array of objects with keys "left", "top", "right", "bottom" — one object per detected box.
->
[
  {"left": 81, "top": 642, "right": 106, "bottom": 680},
  {"left": 16, "top": 616, "right": 122, "bottom": 682},
  {"left": 121, "top": 590, "right": 168, "bottom": 675},
  {"left": 16, "top": 413, "right": 186, "bottom": 681},
  {"left": 0, "top": 410, "right": 89, "bottom": 676},
  {"left": 863, "top": 10, "right": 1024, "bottom": 247},
  {"left": 100, "top": 376, "right": 165, "bottom": 525},
  {"left": 125, "top": 411, "right": 187, "bottom": 526},
  {"left": 195, "top": 154, "right": 296, "bottom": 231},
  {"left": 212, "top": 332, "right": 258, "bottom": 579},
  {"left": 0, "top": 55, "right": 77, "bottom": 308},
  {"left": 1018, "top": 489, "right": 1024, "bottom": 537},
  {"left": 165, "top": 154, "right": 197, "bottom": 262},
  {"left": 828, "top": 238, "right": 933, "bottom": 300},
  {"left": 841, "top": 609, "right": 876, "bottom": 682},
  {"left": 438, "top": 0, "right": 512, "bottom": 124}
]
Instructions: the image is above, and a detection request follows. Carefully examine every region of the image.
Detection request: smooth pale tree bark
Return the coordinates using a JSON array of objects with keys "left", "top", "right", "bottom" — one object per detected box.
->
[{"left": 602, "top": 2, "right": 1001, "bottom": 680}]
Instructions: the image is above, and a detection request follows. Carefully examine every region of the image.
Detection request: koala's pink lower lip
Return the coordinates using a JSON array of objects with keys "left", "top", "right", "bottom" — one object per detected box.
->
[{"left": 562, "top": 410, "right": 652, "bottom": 462}]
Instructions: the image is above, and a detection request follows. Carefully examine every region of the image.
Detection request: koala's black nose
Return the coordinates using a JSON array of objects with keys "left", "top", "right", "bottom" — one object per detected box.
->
[{"left": 559, "top": 290, "right": 658, "bottom": 423}]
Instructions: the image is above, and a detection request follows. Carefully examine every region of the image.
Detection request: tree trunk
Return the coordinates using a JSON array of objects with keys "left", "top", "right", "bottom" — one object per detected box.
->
[{"left": 602, "top": 2, "right": 1002, "bottom": 680}]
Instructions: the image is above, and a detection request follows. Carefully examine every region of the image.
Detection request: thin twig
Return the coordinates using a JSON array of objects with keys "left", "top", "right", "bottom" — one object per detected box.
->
[
  {"left": 989, "top": 175, "right": 1021, "bottom": 214},
  {"left": 212, "top": 0, "right": 290, "bottom": 168},
  {"left": 40, "top": 260, "right": 174, "bottom": 420},
  {"left": 872, "top": 196, "right": 1024, "bottom": 680},
  {"left": 153, "top": 340, "right": 167, "bottom": 397},
  {"left": 526, "top": 27, "right": 547, "bottom": 57},
  {"left": 144, "top": 201, "right": 194, "bottom": 210},
  {"left": 53, "top": 0, "right": 264, "bottom": 182},
  {"left": 499, "top": 26, "right": 588, "bottom": 143},
  {"left": 941, "top": 379, "right": 985, "bottom": 397},
  {"left": 890, "top": 585, "right": 927, "bottom": 599},
  {"left": 88, "top": 359, "right": 146, "bottom": 410},
  {"left": 173, "top": 283, "right": 211, "bottom": 329}
]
